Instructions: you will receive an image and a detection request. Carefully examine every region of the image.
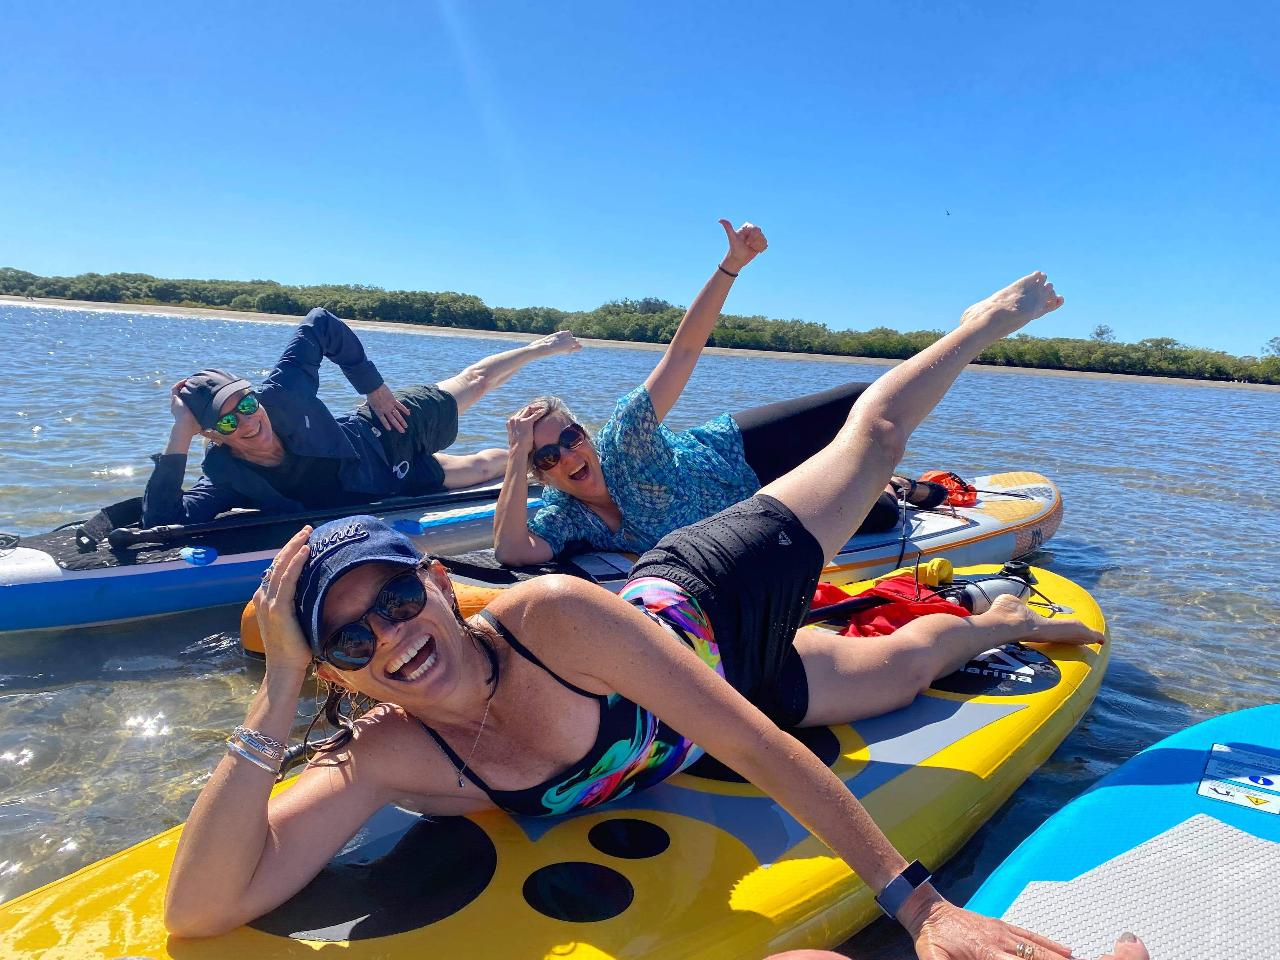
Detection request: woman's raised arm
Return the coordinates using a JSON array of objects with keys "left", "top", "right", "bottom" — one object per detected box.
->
[
  {"left": 164, "top": 530, "right": 464, "bottom": 938},
  {"left": 643, "top": 219, "right": 767, "bottom": 422},
  {"left": 493, "top": 404, "right": 556, "bottom": 566},
  {"left": 164, "top": 529, "right": 374, "bottom": 936}
]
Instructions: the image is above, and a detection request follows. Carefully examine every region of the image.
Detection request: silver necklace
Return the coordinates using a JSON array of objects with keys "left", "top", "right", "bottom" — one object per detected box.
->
[
  {"left": 453, "top": 694, "right": 493, "bottom": 789},
  {"left": 442, "top": 629, "right": 498, "bottom": 789}
]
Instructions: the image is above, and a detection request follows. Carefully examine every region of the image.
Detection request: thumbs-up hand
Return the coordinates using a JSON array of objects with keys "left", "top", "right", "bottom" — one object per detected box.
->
[{"left": 718, "top": 219, "right": 768, "bottom": 274}]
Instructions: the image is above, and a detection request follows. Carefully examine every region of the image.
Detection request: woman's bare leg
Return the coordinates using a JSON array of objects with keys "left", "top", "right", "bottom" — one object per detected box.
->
[
  {"left": 758, "top": 272, "right": 1064, "bottom": 562},
  {"left": 795, "top": 595, "right": 1105, "bottom": 726},
  {"left": 436, "top": 448, "right": 507, "bottom": 488}
]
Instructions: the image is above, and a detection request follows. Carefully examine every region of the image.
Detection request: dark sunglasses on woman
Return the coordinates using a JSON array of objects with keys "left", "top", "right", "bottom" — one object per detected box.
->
[
  {"left": 530, "top": 423, "right": 587, "bottom": 472},
  {"left": 322, "top": 571, "right": 427, "bottom": 670},
  {"left": 213, "top": 394, "right": 261, "bottom": 435}
]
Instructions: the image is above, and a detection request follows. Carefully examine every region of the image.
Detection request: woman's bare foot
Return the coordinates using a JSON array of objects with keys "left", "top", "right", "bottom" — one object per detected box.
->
[
  {"left": 983, "top": 593, "right": 1106, "bottom": 646},
  {"left": 961, "top": 271, "right": 1065, "bottom": 339}
]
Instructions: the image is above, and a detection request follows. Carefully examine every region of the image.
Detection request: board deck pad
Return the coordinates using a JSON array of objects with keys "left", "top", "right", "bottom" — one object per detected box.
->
[
  {"left": 968, "top": 704, "right": 1280, "bottom": 959},
  {"left": 1003, "top": 814, "right": 1278, "bottom": 958}
]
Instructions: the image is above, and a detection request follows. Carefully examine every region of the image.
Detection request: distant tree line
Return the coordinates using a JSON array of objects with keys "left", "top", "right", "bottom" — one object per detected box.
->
[{"left": 2, "top": 267, "right": 1277, "bottom": 385}]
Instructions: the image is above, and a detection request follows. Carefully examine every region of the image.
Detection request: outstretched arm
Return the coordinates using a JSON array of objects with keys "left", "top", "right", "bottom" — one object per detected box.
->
[
  {"left": 765, "top": 939, "right": 1148, "bottom": 960},
  {"left": 164, "top": 529, "right": 375, "bottom": 936},
  {"left": 437, "top": 331, "right": 582, "bottom": 416},
  {"left": 643, "top": 219, "right": 767, "bottom": 422},
  {"left": 499, "top": 577, "right": 1076, "bottom": 960}
]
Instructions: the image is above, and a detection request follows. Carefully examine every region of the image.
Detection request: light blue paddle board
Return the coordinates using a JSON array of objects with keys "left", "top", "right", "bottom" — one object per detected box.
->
[{"left": 967, "top": 704, "right": 1280, "bottom": 956}]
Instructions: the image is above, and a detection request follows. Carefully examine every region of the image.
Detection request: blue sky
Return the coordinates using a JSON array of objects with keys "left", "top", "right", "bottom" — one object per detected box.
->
[{"left": 2, "top": 1, "right": 1276, "bottom": 355}]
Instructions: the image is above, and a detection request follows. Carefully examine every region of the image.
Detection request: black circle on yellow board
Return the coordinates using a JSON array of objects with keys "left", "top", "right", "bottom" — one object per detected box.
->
[
  {"left": 249, "top": 816, "right": 497, "bottom": 941},
  {"left": 684, "top": 725, "right": 842, "bottom": 782},
  {"left": 523, "top": 862, "right": 635, "bottom": 921},
  {"left": 588, "top": 818, "right": 672, "bottom": 859},
  {"left": 928, "top": 642, "right": 1061, "bottom": 697}
]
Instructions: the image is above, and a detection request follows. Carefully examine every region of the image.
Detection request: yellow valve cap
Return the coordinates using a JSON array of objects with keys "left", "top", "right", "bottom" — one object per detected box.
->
[{"left": 871, "top": 556, "right": 954, "bottom": 587}]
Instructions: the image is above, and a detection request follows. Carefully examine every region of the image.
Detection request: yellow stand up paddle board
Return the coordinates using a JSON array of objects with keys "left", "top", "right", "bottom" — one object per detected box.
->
[{"left": 2, "top": 565, "right": 1107, "bottom": 959}]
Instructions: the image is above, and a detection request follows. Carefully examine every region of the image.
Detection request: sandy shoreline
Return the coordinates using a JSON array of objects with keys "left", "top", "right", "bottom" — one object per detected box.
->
[{"left": 4, "top": 294, "right": 1276, "bottom": 393}]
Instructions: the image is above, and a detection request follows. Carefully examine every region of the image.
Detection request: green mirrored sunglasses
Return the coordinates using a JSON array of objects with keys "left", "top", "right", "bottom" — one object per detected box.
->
[{"left": 214, "top": 394, "right": 261, "bottom": 435}]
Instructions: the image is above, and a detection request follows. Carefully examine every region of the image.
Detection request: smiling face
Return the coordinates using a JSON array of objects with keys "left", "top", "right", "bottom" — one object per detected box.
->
[
  {"left": 317, "top": 561, "right": 475, "bottom": 706},
  {"left": 530, "top": 411, "right": 607, "bottom": 502},
  {"left": 209, "top": 389, "right": 277, "bottom": 458}
]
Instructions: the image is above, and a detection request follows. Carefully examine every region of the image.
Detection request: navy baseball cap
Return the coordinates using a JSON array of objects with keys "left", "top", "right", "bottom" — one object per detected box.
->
[
  {"left": 179, "top": 369, "right": 253, "bottom": 430},
  {"left": 295, "top": 516, "right": 422, "bottom": 654}
]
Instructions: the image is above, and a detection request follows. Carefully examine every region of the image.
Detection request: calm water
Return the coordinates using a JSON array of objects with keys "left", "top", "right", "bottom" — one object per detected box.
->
[{"left": 1, "top": 303, "right": 1277, "bottom": 956}]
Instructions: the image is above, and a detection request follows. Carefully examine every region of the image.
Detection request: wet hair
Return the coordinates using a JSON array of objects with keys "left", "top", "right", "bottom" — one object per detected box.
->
[
  {"left": 290, "top": 557, "right": 501, "bottom": 770},
  {"left": 521, "top": 395, "right": 588, "bottom": 482}
]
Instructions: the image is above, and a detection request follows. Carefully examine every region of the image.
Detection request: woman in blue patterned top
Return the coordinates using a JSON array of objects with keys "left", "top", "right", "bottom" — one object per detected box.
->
[{"left": 493, "top": 220, "right": 939, "bottom": 564}]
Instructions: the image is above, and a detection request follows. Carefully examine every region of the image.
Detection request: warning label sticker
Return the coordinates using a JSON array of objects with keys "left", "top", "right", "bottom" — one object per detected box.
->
[{"left": 1198, "top": 743, "right": 1280, "bottom": 816}]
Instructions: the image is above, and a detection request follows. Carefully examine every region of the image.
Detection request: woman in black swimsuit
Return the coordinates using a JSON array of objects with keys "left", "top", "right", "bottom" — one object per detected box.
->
[{"left": 167, "top": 272, "right": 1109, "bottom": 960}]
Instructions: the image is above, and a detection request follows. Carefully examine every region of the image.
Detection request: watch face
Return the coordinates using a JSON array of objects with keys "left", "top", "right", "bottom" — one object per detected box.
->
[
  {"left": 903, "top": 860, "right": 931, "bottom": 883},
  {"left": 875, "top": 860, "right": 932, "bottom": 917}
]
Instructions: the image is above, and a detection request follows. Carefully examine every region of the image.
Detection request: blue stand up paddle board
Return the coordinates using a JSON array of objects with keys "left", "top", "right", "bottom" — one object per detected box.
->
[{"left": 968, "top": 704, "right": 1280, "bottom": 958}]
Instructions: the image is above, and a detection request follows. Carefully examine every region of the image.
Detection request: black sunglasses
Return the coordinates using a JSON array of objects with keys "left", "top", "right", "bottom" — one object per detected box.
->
[
  {"left": 321, "top": 571, "right": 426, "bottom": 670},
  {"left": 530, "top": 423, "right": 587, "bottom": 472}
]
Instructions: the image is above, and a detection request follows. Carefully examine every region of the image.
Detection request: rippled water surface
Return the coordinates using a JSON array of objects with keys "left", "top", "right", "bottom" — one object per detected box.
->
[{"left": 1, "top": 303, "right": 1277, "bottom": 955}]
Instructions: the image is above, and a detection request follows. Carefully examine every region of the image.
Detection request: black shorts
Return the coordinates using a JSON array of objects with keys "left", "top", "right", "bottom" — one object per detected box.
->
[
  {"left": 357, "top": 385, "right": 459, "bottom": 494},
  {"left": 628, "top": 494, "right": 821, "bottom": 727}
]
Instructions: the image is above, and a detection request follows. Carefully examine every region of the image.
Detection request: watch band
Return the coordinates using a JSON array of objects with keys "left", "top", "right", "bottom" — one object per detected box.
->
[{"left": 875, "top": 859, "right": 932, "bottom": 919}]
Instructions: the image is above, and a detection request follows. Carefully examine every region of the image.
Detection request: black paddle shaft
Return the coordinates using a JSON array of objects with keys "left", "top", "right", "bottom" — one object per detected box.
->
[
  {"left": 101, "top": 484, "right": 531, "bottom": 549},
  {"left": 800, "top": 592, "right": 892, "bottom": 626}
]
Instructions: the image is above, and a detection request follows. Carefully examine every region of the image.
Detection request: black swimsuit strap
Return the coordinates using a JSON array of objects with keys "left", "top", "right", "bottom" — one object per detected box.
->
[
  {"left": 475, "top": 609, "right": 602, "bottom": 700},
  {"left": 418, "top": 610, "right": 607, "bottom": 802},
  {"left": 416, "top": 719, "right": 495, "bottom": 791}
]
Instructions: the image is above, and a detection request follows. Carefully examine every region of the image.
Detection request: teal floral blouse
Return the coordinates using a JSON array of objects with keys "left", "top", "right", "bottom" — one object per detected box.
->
[{"left": 527, "top": 386, "right": 761, "bottom": 557}]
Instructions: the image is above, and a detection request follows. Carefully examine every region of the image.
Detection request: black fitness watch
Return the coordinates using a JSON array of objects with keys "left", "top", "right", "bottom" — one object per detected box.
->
[{"left": 875, "top": 859, "right": 933, "bottom": 919}]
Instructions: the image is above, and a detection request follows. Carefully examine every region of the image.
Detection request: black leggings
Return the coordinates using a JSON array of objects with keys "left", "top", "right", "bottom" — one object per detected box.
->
[{"left": 731, "top": 380, "right": 901, "bottom": 535}]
